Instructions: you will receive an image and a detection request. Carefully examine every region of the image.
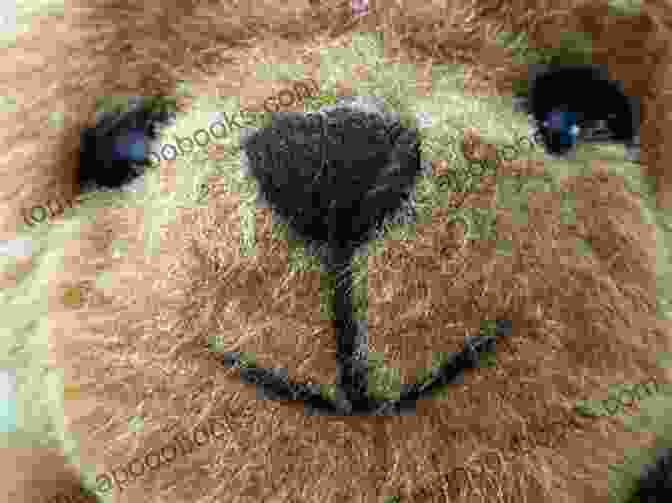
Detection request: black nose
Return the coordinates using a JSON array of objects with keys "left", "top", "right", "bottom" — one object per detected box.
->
[{"left": 240, "top": 108, "right": 424, "bottom": 252}]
